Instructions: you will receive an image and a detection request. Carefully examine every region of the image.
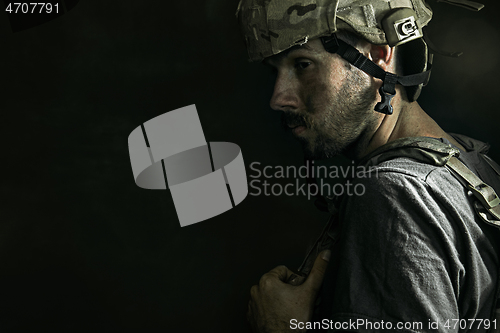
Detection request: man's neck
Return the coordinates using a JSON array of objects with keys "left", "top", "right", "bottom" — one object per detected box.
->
[{"left": 351, "top": 98, "right": 466, "bottom": 161}]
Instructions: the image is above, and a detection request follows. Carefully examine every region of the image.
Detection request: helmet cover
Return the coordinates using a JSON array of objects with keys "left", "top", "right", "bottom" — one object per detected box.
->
[{"left": 236, "top": 0, "right": 433, "bottom": 62}]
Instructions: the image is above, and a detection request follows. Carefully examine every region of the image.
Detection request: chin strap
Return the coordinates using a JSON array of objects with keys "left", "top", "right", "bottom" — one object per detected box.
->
[{"left": 320, "top": 34, "right": 431, "bottom": 115}]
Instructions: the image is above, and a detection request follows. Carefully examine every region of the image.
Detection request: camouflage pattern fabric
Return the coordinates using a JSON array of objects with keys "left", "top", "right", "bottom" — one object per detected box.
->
[{"left": 236, "top": 0, "right": 433, "bottom": 62}]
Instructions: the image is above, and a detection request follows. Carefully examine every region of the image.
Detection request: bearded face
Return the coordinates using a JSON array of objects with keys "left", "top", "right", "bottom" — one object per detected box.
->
[{"left": 267, "top": 38, "right": 380, "bottom": 160}]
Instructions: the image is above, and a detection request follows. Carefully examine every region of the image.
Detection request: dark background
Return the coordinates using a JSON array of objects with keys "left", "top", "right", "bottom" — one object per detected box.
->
[{"left": 0, "top": 1, "right": 499, "bottom": 332}]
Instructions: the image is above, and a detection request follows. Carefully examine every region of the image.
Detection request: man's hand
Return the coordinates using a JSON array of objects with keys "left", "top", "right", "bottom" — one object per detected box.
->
[{"left": 247, "top": 250, "right": 331, "bottom": 333}]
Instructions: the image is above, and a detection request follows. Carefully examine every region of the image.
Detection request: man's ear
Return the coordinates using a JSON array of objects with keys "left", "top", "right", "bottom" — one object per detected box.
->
[{"left": 368, "top": 44, "right": 395, "bottom": 72}]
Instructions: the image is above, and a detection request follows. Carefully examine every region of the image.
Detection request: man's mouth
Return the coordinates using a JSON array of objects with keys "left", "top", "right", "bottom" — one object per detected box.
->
[
  {"left": 288, "top": 124, "right": 306, "bottom": 135},
  {"left": 281, "top": 112, "right": 308, "bottom": 135}
]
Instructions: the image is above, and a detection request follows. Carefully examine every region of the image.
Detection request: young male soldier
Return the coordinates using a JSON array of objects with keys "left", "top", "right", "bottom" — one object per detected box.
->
[{"left": 237, "top": 0, "right": 500, "bottom": 332}]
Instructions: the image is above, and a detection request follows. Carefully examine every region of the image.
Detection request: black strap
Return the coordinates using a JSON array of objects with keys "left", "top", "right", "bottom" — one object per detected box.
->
[
  {"left": 320, "top": 34, "right": 431, "bottom": 115},
  {"left": 435, "top": 0, "right": 484, "bottom": 11}
]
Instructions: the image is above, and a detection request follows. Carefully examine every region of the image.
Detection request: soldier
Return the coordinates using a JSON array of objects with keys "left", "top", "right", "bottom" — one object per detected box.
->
[{"left": 237, "top": 0, "right": 500, "bottom": 332}]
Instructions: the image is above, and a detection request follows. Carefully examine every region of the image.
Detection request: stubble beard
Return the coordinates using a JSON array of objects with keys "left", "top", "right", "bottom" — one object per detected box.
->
[{"left": 289, "top": 69, "right": 378, "bottom": 160}]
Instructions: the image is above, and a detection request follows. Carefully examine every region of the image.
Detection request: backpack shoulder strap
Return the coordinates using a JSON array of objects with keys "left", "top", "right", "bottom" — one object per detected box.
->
[{"left": 445, "top": 156, "right": 500, "bottom": 227}]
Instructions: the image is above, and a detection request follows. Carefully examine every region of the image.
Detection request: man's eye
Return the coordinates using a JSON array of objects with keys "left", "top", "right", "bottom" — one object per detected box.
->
[{"left": 295, "top": 61, "right": 311, "bottom": 70}]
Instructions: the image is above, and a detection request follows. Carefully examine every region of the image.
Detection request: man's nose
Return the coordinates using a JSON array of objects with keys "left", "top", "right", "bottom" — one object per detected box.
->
[{"left": 269, "top": 72, "right": 299, "bottom": 112}]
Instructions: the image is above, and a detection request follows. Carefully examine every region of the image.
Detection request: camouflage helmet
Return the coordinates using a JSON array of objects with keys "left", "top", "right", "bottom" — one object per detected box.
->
[
  {"left": 236, "top": 0, "right": 483, "bottom": 61},
  {"left": 236, "top": 0, "right": 484, "bottom": 103},
  {"left": 236, "top": 0, "right": 433, "bottom": 62}
]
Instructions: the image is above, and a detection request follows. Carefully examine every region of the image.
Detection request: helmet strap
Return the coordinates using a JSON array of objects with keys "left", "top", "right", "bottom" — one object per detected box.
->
[{"left": 320, "top": 34, "right": 431, "bottom": 115}]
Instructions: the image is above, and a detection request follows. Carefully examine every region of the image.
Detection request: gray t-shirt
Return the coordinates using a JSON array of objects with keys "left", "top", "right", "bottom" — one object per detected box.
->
[{"left": 318, "top": 135, "right": 500, "bottom": 332}]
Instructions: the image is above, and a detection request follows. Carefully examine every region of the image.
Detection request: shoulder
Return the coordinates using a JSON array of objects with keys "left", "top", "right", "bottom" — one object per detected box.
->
[
  {"left": 339, "top": 156, "right": 475, "bottom": 244},
  {"left": 347, "top": 156, "right": 466, "bottom": 207},
  {"left": 357, "top": 156, "right": 454, "bottom": 181}
]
